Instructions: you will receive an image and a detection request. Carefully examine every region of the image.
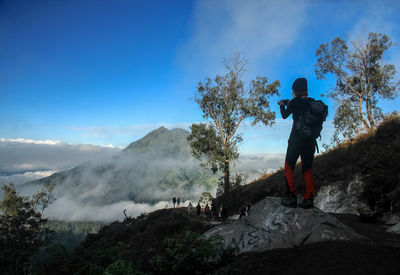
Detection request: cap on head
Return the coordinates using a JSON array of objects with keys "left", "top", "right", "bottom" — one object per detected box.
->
[{"left": 292, "top": 78, "right": 308, "bottom": 96}]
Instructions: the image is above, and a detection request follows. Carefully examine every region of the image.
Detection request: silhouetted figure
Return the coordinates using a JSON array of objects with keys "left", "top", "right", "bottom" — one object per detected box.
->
[
  {"left": 172, "top": 197, "right": 176, "bottom": 208},
  {"left": 375, "top": 194, "right": 391, "bottom": 216},
  {"left": 187, "top": 202, "right": 193, "bottom": 215},
  {"left": 177, "top": 197, "right": 181, "bottom": 208},
  {"left": 221, "top": 207, "right": 228, "bottom": 221},
  {"left": 205, "top": 203, "right": 210, "bottom": 218},
  {"left": 246, "top": 202, "right": 252, "bottom": 216},
  {"left": 218, "top": 204, "right": 228, "bottom": 221},
  {"left": 239, "top": 206, "right": 246, "bottom": 219},
  {"left": 218, "top": 204, "right": 223, "bottom": 220},
  {"left": 211, "top": 201, "right": 217, "bottom": 219},
  {"left": 196, "top": 203, "right": 201, "bottom": 216},
  {"left": 279, "top": 78, "right": 327, "bottom": 209}
]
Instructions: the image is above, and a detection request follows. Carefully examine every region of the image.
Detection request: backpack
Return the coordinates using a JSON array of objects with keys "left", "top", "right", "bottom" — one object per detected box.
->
[{"left": 294, "top": 98, "right": 328, "bottom": 140}]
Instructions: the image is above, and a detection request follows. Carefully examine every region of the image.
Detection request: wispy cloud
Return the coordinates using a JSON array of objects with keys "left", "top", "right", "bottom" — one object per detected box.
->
[
  {"left": 71, "top": 122, "right": 193, "bottom": 139},
  {"left": 178, "top": 0, "right": 308, "bottom": 78},
  {"left": 0, "top": 137, "right": 63, "bottom": 145},
  {"left": 0, "top": 138, "right": 120, "bottom": 185},
  {"left": 0, "top": 170, "right": 57, "bottom": 187},
  {"left": 349, "top": 1, "right": 400, "bottom": 41}
]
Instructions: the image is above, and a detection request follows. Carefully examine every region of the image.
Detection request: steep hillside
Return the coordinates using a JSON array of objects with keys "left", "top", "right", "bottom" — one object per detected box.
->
[{"left": 217, "top": 115, "right": 400, "bottom": 215}]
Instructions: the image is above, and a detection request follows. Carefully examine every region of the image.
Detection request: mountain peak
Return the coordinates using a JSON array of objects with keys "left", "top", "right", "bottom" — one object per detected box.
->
[{"left": 122, "top": 127, "right": 190, "bottom": 158}]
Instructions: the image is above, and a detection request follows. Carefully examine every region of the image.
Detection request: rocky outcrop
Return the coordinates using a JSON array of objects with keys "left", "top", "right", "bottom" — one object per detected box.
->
[
  {"left": 314, "top": 175, "right": 365, "bottom": 214},
  {"left": 387, "top": 223, "right": 400, "bottom": 234},
  {"left": 204, "top": 197, "right": 364, "bottom": 254}
]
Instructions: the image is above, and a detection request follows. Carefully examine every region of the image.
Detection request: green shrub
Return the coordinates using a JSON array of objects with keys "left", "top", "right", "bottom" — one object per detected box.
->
[
  {"left": 103, "top": 259, "right": 134, "bottom": 275},
  {"left": 150, "top": 230, "right": 224, "bottom": 274}
]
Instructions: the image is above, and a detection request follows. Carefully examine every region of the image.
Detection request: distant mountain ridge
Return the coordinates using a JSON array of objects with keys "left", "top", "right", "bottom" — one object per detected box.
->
[
  {"left": 123, "top": 127, "right": 191, "bottom": 159},
  {"left": 25, "top": 127, "right": 217, "bottom": 206}
]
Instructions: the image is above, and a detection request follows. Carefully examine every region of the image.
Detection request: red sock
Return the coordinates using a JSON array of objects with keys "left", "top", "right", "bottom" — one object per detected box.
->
[
  {"left": 285, "top": 162, "right": 297, "bottom": 195},
  {"left": 303, "top": 169, "right": 314, "bottom": 199}
]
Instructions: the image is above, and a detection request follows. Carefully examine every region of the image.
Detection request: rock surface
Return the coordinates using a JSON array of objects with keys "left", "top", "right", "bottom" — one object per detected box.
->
[
  {"left": 387, "top": 223, "right": 400, "bottom": 234},
  {"left": 314, "top": 175, "right": 365, "bottom": 214},
  {"left": 205, "top": 197, "right": 365, "bottom": 254}
]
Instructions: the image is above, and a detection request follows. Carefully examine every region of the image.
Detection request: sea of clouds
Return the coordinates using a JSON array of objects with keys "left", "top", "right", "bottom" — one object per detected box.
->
[{"left": 0, "top": 137, "right": 284, "bottom": 222}]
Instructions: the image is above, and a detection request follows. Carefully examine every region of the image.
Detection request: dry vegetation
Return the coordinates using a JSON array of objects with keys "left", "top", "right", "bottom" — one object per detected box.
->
[{"left": 217, "top": 115, "right": 400, "bottom": 216}]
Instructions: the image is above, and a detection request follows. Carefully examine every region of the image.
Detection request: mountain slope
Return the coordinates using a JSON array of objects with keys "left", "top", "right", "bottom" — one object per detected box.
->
[
  {"left": 25, "top": 127, "right": 217, "bottom": 206},
  {"left": 123, "top": 127, "right": 191, "bottom": 159}
]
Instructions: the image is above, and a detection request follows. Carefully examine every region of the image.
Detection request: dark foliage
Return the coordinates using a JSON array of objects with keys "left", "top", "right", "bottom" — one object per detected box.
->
[
  {"left": 46, "top": 208, "right": 215, "bottom": 274},
  {"left": 149, "top": 231, "right": 225, "bottom": 274},
  {"left": 0, "top": 183, "right": 54, "bottom": 274}
]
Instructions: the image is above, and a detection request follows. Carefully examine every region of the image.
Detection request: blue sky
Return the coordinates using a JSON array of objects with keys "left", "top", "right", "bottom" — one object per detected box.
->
[{"left": 1, "top": 0, "right": 399, "bottom": 154}]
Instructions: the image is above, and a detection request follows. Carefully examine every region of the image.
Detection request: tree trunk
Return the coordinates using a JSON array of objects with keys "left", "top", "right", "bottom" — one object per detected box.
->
[
  {"left": 224, "top": 159, "right": 230, "bottom": 194},
  {"left": 366, "top": 92, "right": 375, "bottom": 130},
  {"left": 358, "top": 96, "right": 370, "bottom": 130}
]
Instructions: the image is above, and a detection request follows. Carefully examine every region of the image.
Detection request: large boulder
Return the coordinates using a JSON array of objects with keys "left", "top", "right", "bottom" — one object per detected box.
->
[
  {"left": 205, "top": 197, "right": 365, "bottom": 254},
  {"left": 314, "top": 175, "right": 365, "bottom": 214},
  {"left": 387, "top": 223, "right": 400, "bottom": 234}
]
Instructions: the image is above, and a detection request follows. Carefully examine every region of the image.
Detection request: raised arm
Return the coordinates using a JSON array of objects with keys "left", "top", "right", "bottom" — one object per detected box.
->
[{"left": 280, "top": 100, "right": 293, "bottom": 119}]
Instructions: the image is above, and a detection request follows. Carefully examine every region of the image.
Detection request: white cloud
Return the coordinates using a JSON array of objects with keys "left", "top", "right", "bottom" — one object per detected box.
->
[
  {"left": 349, "top": 2, "right": 399, "bottom": 39},
  {"left": 0, "top": 138, "right": 121, "bottom": 184},
  {"left": 0, "top": 137, "right": 63, "bottom": 145},
  {"left": 72, "top": 122, "right": 193, "bottom": 139},
  {"left": 44, "top": 197, "right": 172, "bottom": 222},
  {"left": 105, "top": 144, "right": 119, "bottom": 148},
  {"left": 178, "top": 0, "right": 308, "bottom": 78},
  {"left": 0, "top": 170, "right": 57, "bottom": 186}
]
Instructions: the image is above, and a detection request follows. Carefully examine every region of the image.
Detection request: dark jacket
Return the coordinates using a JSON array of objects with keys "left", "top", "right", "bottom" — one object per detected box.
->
[{"left": 280, "top": 96, "right": 314, "bottom": 143}]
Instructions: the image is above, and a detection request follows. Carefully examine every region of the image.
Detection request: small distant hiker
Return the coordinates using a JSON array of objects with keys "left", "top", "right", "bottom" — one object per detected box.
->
[
  {"left": 211, "top": 201, "right": 217, "bottom": 219},
  {"left": 375, "top": 194, "right": 391, "bottom": 217},
  {"left": 218, "top": 204, "right": 223, "bottom": 220},
  {"left": 205, "top": 203, "right": 210, "bottom": 218},
  {"left": 172, "top": 197, "right": 177, "bottom": 208},
  {"left": 239, "top": 206, "right": 246, "bottom": 219},
  {"left": 279, "top": 78, "right": 328, "bottom": 209},
  {"left": 188, "top": 202, "right": 193, "bottom": 215},
  {"left": 196, "top": 202, "right": 201, "bottom": 216},
  {"left": 246, "top": 203, "right": 252, "bottom": 216},
  {"left": 222, "top": 206, "right": 228, "bottom": 221},
  {"left": 218, "top": 204, "right": 228, "bottom": 221},
  {"left": 177, "top": 197, "right": 181, "bottom": 208}
]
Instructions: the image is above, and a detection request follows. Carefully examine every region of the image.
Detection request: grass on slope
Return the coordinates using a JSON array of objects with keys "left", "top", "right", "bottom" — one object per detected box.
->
[{"left": 217, "top": 115, "right": 400, "bottom": 216}]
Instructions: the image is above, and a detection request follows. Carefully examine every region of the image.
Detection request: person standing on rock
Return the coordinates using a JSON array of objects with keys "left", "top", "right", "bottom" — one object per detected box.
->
[
  {"left": 278, "top": 77, "right": 327, "bottom": 209},
  {"left": 177, "top": 197, "right": 181, "bottom": 208}
]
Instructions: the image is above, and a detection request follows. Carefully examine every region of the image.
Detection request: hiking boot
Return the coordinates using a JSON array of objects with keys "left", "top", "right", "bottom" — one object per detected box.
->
[
  {"left": 299, "top": 198, "right": 314, "bottom": 209},
  {"left": 281, "top": 193, "right": 297, "bottom": 208}
]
